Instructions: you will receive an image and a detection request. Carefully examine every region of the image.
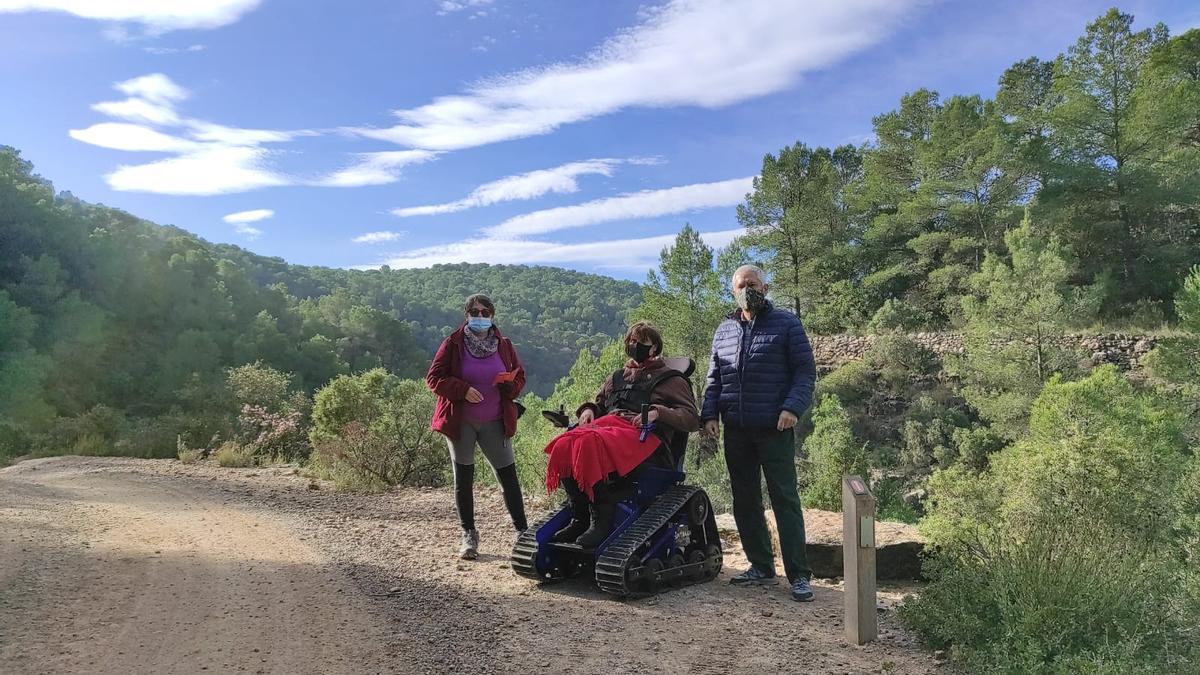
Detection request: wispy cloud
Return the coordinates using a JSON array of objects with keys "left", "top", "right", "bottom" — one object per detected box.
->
[
  {"left": 233, "top": 223, "right": 263, "bottom": 240},
  {"left": 71, "top": 73, "right": 312, "bottom": 195},
  {"left": 106, "top": 146, "right": 288, "bottom": 195},
  {"left": 74, "top": 74, "right": 443, "bottom": 194},
  {"left": 437, "top": 0, "right": 493, "bottom": 16},
  {"left": 0, "top": 0, "right": 264, "bottom": 33},
  {"left": 483, "top": 177, "right": 752, "bottom": 238},
  {"left": 223, "top": 209, "right": 274, "bottom": 224},
  {"left": 143, "top": 44, "right": 207, "bottom": 55},
  {"left": 69, "top": 122, "right": 197, "bottom": 152},
  {"left": 352, "top": 231, "right": 406, "bottom": 244},
  {"left": 392, "top": 158, "right": 634, "bottom": 217},
  {"left": 356, "top": 0, "right": 916, "bottom": 151},
  {"left": 315, "top": 151, "right": 439, "bottom": 188},
  {"left": 369, "top": 228, "right": 743, "bottom": 269}
]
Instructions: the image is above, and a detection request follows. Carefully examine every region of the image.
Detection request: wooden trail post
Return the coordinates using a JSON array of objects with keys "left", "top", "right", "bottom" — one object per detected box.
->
[{"left": 842, "top": 474, "right": 877, "bottom": 645}]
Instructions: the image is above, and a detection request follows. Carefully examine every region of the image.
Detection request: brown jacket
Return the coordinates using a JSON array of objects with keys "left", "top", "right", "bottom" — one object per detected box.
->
[{"left": 576, "top": 358, "right": 700, "bottom": 433}]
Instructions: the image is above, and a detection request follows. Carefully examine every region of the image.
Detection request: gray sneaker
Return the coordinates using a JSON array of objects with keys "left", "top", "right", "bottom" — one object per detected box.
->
[
  {"left": 459, "top": 528, "right": 479, "bottom": 560},
  {"left": 791, "top": 577, "right": 814, "bottom": 602},
  {"left": 729, "top": 567, "right": 778, "bottom": 586}
]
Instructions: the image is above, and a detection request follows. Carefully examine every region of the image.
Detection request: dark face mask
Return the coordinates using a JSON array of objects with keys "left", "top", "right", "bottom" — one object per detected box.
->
[
  {"left": 735, "top": 286, "right": 767, "bottom": 313},
  {"left": 625, "top": 341, "right": 653, "bottom": 362}
]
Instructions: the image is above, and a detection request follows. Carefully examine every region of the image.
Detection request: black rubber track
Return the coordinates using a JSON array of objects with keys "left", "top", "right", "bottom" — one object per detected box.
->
[
  {"left": 594, "top": 484, "right": 715, "bottom": 597},
  {"left": 511, "top": 503, "right": 568, "bottom": 580}
]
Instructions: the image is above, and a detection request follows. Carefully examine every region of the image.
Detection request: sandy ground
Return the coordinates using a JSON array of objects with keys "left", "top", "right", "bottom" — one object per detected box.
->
[{"left": 0, "top": 457, "right": 944, "bottom": 674}]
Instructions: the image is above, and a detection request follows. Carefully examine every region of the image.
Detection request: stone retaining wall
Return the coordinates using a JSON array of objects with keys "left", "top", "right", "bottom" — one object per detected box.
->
[{"left": 809, "top": 332, "right": 1159, "bottom": 371}]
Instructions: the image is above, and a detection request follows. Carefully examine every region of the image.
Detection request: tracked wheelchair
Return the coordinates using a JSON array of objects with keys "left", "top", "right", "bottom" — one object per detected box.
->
[{"left": 510, "top": 356, "right": 723, "bottom": 597}]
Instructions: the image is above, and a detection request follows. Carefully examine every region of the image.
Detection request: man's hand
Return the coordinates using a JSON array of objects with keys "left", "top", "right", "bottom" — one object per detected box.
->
[
  {"left": 703, "top": 420, "right": 720, "bottom": 437},
  {"left": 777, "top": 410, "right": 798, "bottom": 431},
  {"left": 578, "top": 408, "right": 595, "bottom": 425},
  {"left": 646, "top": 408, "right": 659, "bottom": 424},
  {"left": 465, "top": 387, "right": 484, "bottom": 404}
]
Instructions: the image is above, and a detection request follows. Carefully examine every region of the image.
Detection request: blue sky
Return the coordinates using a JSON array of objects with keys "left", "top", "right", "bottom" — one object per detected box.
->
[{"left": 2, "top": 0, "right": 1198, "bottom": 280}]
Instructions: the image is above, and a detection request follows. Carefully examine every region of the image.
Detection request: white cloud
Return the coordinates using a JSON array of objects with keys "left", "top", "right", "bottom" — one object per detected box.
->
[
  {"left": 233, "top": 223, "right": 263, "bottom": 239},
  {"left": 115, "top": 73, "right": 189, "bottom": 103},
  {"left": 106, "top": 146, "right": 288, "bottom": 195},
  {"left": 371, "top": 228, "right": 743, "bottom": 269},
  {"left": 72, "top": 73, "right": 317, "bottom": 195},
  {"left": 392, "top": 158, "right": 623, "bottom": 217},
  {"left": 143, "top": 44, "right": 206, "bottom": 54},
  {"left": 89, "top": 73, "right": 189, "bottom": 125},
  {"left": 68, "top": 122, "right": 197, "bottom": 152},
  {"left": 437, "top": 0, "right": 493, "bottom": 16},
  {"left": 0, "top": 0, "right": 263, "bottom": 32},
  {"left": 352, "top": 231, "right": 406, "bottom": 244},
  {"left": 314, "top": 150, "right": 439, "bottom": 188},
  {"left": 187, "top": 121, "right": 308, "bottom": 145},
  {"left": 356, "top": 0, "right": 915, "bottom": 151},
  {"left": 222, "top": 208, "right": 274, "bottom": 224},
  {"left": 484, "top": 176, "right": 752, "bottom": 238},
  {"left": 91, "top": 98, "right": 181, "bottom": 125}
]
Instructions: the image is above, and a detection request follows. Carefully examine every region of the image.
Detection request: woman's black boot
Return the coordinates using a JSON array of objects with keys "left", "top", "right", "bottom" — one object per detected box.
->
[
  {"left": 552, "top": 478, "right": 590, "bottom": 542},
  {"left": 575, "top": 484, "right": 616, "bottom": 548}
]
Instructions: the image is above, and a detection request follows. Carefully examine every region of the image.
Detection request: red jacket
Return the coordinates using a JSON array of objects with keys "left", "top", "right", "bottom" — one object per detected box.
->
[{"left": 426, "top": 325, "right": 525, "bottom": 440}]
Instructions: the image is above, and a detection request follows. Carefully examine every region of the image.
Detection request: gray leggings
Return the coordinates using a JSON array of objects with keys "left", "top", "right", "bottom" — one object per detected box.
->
[{"left": 447, "top": 420, "right": 516, "bottom": 468}]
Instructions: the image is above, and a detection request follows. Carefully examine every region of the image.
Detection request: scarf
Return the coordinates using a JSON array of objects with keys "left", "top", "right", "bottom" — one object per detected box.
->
[
  {"left": 621, "top": 356, "right": 664, "bottom": 382},
  {"left": 464, "top": 326, "right": 499, "bottom": 358}
]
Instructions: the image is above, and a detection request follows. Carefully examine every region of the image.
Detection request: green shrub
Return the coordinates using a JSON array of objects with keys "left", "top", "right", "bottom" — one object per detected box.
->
[
  {"left": 901, "top": 522, "right": 1196, "bottom": 674},
  {"left": 865, "top": 334, "right": 936, "bottom": 392},
  {"left": 0, "top": 420, "right": 29, "bottom": 463},
  {"left": 872, "top": 476, "right": 919, "bottom": 523},
  {"left": 801, "top": 395, "right": 868, "bottom": 511},
  {"left": 948, "top": 425, "right": 1006, "bottom": 472},
  {"left": 898, "top": 394, "right": 970, "bottom": 470},
  {"left": 214, "top": 441, "right": 256, "bottom": 467},
  {"left": 227, "top": 362, "right": 295, "bottom": 412},
  {"left": 688, "top": 444, "right": 733, "bottom": 514},
  {"left": 177, "top": 447, "right": 203, "bottom": 464},
  {"left": 866, "top": 298, "right": 927, "bottom": 332},
  {"left": 814, "top": 360, "right": 873, "bottom": 405},
  {"left": 510, "top": 394, "right": 555, "bottom": 497},
  {"left": 40, "top": 404, "right": 125, "bottom": 454},
  {"left": 906, "top": 366, "right": 1200, "bottom": 672},
  {"left": 309, "top": 371, "right": 446, "bottom": 490},
  {"left": 112, "top": 416, "right": 179, "bottom": 458}
]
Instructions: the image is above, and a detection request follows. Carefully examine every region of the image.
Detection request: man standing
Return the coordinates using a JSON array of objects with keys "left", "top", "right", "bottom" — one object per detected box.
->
[{"left": 702, "top": 265, "right": 817, "bottom": 602}]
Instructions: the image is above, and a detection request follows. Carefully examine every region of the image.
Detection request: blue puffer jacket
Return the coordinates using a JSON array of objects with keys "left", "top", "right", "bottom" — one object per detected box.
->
[{"left": 701, "top": 301, "right": 817, "bottom": 429}]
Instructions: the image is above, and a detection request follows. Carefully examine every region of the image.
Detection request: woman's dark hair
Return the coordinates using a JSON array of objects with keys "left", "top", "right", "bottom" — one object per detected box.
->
[
  {"left": 623, "top": 321, "right": 664, "bottom": 357},
  {"left": 463, "top": 293, "right": 495, "bottom": 316}
]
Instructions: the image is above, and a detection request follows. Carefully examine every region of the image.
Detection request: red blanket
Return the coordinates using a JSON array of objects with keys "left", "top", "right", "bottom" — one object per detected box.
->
[{"left": 544, "top": 415, "right": 661, "bottom": 500}]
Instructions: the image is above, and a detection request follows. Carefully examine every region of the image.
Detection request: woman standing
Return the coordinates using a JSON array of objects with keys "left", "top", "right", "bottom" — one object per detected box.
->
[{"left": 426, "top": 294, "right": 528, "bottom": 560}]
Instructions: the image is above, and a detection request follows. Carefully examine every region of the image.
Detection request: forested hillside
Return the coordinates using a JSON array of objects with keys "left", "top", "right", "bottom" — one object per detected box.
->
[
  {"left": 0, "top": 147, "right": 637, "bottom": 459},
  {"left": 211, "top": 251, "right": 639, "bottom": 394}
]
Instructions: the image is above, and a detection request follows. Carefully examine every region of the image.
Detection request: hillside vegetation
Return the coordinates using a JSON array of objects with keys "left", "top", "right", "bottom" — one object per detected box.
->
[{"left": 0, "top": 148, "right": 637, "bottom": 461}]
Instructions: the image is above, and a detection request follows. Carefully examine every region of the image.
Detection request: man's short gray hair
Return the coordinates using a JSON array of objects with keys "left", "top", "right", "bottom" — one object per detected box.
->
[{"left": 733, "top": 264, "right": 767, "bottom": 283}]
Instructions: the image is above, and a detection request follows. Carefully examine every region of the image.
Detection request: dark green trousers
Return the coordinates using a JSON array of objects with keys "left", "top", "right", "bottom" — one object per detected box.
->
[{"left": 723, "top": 425, "right": 811, "bottom": 582}]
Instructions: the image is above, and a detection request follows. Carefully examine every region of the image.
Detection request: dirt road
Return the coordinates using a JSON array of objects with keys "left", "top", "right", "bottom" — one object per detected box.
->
[{"left": 0, "top": 457, "right": 940, "bottom": 674}]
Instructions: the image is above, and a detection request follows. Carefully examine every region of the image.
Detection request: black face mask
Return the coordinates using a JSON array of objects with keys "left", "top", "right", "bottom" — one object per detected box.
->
[
  {"left": 625, "top": 342, "right": 653, "bottom": 362},
  {"left": 736, "top": 286, "right": 767, "bottom": 313}
]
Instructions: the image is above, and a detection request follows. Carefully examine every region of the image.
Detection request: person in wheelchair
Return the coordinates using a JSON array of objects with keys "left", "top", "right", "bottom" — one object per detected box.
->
[{"left": 543, "top": 321, "right": 699, "bottom": 548}]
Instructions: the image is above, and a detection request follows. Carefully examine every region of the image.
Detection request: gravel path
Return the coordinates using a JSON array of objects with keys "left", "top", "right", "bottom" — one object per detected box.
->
[{"left": 0, "top": 456, "right": 942, "bottom": 674}]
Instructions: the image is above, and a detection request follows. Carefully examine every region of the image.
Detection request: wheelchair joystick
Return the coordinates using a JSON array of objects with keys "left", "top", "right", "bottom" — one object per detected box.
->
[{"left": 639, "top": 403, "right": 655, "bottom": 442}]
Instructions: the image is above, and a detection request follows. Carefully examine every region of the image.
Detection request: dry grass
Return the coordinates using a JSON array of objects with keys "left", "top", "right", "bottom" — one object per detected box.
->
[{"left": 214, "top": 442, "right": 256, "bottom": 468}]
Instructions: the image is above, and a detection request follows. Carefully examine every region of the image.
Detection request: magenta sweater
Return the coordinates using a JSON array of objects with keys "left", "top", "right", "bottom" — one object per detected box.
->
[{"left": 460, "top": 347, "right": 506, "bottom": 424}]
